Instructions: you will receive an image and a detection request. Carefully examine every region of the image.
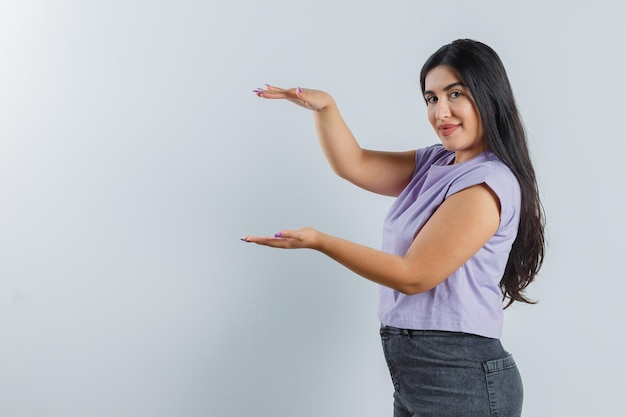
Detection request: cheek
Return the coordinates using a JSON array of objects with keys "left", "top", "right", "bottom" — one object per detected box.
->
[
  {"left": 427, "top": 108, "right": 436, "bottom": 126},
  {"left": 467, "top": 104, "right": 481, "bottom": 129},
  {"left": 474, "top": 114, "right": 483, "bottom": 136}
]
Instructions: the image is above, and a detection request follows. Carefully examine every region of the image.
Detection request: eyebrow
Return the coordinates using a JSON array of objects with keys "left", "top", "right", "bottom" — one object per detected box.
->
[{"left": 423, "top": 82, "right": 466, "bottom": 96}]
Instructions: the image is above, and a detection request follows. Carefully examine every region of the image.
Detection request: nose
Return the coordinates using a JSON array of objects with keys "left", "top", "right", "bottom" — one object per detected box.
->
[{"left": 435, "top": 99, "right": 451, "bottom": 120}]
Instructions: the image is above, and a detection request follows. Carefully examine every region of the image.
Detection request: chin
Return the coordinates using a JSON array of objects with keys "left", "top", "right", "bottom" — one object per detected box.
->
[{"left": 439, "top": 140, "right": 459, "bottom": 152}]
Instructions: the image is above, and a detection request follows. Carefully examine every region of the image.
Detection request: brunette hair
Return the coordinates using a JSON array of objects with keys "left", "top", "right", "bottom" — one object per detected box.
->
[{"left": 420, "top": 39, "right": 545, "bottom": 308}]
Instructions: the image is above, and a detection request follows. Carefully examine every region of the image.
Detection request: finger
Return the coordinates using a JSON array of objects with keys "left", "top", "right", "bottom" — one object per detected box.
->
[
  {"left": 252, "top": 84, "right": 287, "bottom": 95},
  {"left": 254, "top": 89, "right": 297, "bottom": 100},
  {"left": 294, "top": 88, "right": 323, "bottom": 110},
  {"left": 262, "top": 88, "right": 298, "bottom": 100},
  {"left": 251, "top": 238, "right": 293, "bottom": 250},
  {"left": 252, "top": 86, "right": 316, "bottom": 110},
  {"left": 240, "top": 234, "right": 293, "bottom": 244},
  {"left": 274, "top": 230, "right": 297, "bottom": 239},
  {"left": 254, "top": 84, "right": 286, "bottom": 95},
  {"left": 241, "top": 234, "right": 272, "bottom": 242},
  {"left": 253, "top": 84, "right": 300, "bottom": 97},
  {"left": 294, "top": 87, "right": 309, "bottom": 105}
]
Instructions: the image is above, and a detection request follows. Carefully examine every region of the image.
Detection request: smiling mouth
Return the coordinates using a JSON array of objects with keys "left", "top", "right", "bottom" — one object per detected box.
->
[{"left": 438, "top": 124, "right": 460, "bottom": 136}]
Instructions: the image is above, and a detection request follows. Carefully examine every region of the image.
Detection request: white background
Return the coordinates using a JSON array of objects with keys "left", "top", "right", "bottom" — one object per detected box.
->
[{"left": 1, "top": 1, "right": 624, "bottom": 416}]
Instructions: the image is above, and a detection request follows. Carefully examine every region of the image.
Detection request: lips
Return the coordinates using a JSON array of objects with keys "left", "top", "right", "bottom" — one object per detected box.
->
[{"left": 438, "top": 124, "right": 460, "bottom": 136}]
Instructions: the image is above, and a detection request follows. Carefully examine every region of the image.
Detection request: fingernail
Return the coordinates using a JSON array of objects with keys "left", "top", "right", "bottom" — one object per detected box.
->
[
  {"left": 265, "top": 83, "right": 271, "bottom": 87},
  {"left": 274, "top": 232, "right": 283, "bottom": 238},
  {"left": 240, "top": 237, "right": 249, "bottom": 242},
  {"left": 297, "top": 87, "right": 303, "bottom": 94}
]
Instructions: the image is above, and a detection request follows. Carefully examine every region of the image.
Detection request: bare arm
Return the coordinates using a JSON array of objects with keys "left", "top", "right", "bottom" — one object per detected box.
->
[
  {"left": 242, "top": 184, "right": 500, "bottom": 294},
  {"left": 254, "top": 85, "right": 416, "bottom": 197}
]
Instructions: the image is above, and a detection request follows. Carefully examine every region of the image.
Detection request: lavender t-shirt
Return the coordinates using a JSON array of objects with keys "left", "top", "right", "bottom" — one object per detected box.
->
[{"left": 378, "top": 144, "right": 521, "bottom": 339}]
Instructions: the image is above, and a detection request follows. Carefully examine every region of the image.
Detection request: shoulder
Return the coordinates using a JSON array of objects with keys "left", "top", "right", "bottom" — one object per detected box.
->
[
  {"left": 481, "top": 153, "right": 521, "bottom": 200},
  {"left": 451, "top": 152, "right": 517, "bottom": 187},
  {"left": 448, "top": 152, "right": 520, "bottom": 210}
]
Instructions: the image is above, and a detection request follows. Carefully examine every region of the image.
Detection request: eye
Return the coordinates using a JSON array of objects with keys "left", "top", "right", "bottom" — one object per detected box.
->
[
  {"left": 425, "top": 95, "right": 437, "bottom": 104},
  {"left": 450, "top": 91, "right": 462, "bottom": 99}
]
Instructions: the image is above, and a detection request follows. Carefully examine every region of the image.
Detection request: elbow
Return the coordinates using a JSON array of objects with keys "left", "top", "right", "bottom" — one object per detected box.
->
[
  {"left": 379, "top": 259, "right": 445, "bottom": 295},
  {"left": 396, "top": 284, "right": 423, "bottom": 296},
  {"left": 392, "top": 276, "right": 425, "bottom": 296},
  {"left": 327, "top": 150, "right": 365, "bottom": 183},
  {"left": 393, "top": 270, "right": 442, "bottom": 295},
  {"left": 330, "top": 164, "right": 356, "bottom": 183}
]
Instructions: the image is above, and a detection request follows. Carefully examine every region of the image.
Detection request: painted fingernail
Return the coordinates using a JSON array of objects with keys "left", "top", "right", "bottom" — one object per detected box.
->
[
  {"left": 240, "top": 237, "right": 249, "bottom": 242},
  {"left": 274, "top": 232, "right": 283, "bottom": 238},
  {"left": 297, "top": 86, "right": 303, "bottom": 94}
]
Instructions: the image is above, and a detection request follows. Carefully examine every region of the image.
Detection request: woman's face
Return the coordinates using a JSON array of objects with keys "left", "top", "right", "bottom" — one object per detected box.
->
[{"left": 423, "top": 65, "right": 484, "bottom": 163}]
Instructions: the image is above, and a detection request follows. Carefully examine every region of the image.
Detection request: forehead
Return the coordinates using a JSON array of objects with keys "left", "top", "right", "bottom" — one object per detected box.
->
[{"left": 424, "top": 65, "right": 462, "bottom": 91}]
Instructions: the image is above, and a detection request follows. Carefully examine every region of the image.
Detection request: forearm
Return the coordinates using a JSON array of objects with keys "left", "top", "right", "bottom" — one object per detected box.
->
[
  {"left": 313, "top": 102, "right": 364, "bottom": 180},
  {"left": 314, "top": 231, "right": 423, "bottom": 295},
  {"left": 313, "top": 101, "right": 416, "bottom": 196}
]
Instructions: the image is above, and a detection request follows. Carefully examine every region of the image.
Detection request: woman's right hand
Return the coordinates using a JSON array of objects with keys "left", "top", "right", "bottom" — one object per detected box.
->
[{"left": 253, "top": 85, "right": 334, "bottom": 111}]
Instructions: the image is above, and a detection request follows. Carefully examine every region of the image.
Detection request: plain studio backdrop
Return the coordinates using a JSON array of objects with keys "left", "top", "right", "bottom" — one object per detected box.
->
[{"left": 0, "top": 1, "right": 624, "bottom": 416}]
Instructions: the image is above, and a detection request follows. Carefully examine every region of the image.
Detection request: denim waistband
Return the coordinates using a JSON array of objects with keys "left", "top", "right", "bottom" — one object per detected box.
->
[{"left": 379, "top": 323, "right": 494, "bottom": 339}]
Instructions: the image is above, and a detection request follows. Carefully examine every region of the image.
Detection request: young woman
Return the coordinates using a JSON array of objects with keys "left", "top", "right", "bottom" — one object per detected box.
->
[{"left": 243, "top": 39, "right": 545, "bottom": 417}]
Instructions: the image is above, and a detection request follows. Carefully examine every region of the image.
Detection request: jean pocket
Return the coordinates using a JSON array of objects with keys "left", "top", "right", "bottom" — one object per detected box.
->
[{"left": 483, "top": 355, "right": 523, "bottom": 417}]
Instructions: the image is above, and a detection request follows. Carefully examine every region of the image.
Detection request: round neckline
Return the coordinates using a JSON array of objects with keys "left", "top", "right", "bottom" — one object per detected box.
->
[{"left": 434, "top": 151, "right": 488, "bottom": 169}]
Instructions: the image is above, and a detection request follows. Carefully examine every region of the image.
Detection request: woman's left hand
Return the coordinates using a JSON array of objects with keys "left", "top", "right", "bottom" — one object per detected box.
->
[{"left": 241, "top": 227, "right": 321, "bottom": 249}]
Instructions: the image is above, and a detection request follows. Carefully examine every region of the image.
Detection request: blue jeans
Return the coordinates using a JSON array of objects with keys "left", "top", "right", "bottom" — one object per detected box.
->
[{"left": 380, "top": 325, "right": 523, "bottom": 417}]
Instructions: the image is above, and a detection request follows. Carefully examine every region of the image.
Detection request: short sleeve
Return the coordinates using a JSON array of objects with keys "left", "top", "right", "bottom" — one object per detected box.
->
[
  {"left": 484, "top": 164, "right": 521, "bottom": 229},
  {"left": 446, "top": 161, "right": 521, "bottom": 228}
]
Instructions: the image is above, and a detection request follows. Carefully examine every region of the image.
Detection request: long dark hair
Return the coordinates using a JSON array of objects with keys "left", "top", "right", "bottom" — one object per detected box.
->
[{"left": 420, "top": 39, "right": 545, "bottom": 308}]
